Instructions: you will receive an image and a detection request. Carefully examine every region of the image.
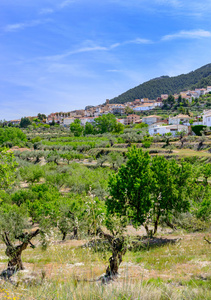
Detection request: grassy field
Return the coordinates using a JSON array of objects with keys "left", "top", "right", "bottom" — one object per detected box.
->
[{"left": 0, "top": 230, "right": 210, "bottom": 300}]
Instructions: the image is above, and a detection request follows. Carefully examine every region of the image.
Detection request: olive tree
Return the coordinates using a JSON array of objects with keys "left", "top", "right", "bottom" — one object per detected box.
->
[
  {"left": 107, "top": 147, "right": 152, "bottom": 227},
  {"left": 0, "top": 151, "right": 39, "bottom": 278},
  {"left": 149, "top": 156, "right": 192, "bottom": 234},
  {"left": 107, "top": 146, "right": 193, "bottom": 238},
  {"left": 105, "top": 147, "right": 152, "bottom": 274}
]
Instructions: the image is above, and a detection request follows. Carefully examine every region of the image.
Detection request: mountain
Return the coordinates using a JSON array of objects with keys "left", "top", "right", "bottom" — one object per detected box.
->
[{"left": 109, "top": 63, "right": 211, "bottom": 104}]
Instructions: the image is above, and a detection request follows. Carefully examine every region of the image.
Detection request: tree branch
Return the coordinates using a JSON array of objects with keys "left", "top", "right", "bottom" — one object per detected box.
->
[{"left": 204, "top": 237, "right": 211, "bottom": 244}]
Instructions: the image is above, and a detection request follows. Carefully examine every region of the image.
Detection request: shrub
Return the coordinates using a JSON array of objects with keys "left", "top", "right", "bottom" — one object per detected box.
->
[{"left": 191, "top": 125, "right": 207, "bottom": 136}]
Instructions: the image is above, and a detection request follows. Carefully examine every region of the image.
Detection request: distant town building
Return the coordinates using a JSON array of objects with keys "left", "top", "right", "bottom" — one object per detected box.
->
[
  {"left": 203, "top": 110, "right": 211, "bottom": 127},
  {"left": 169, "top": 114, "right": 191, "bottom": 125},
  {"left": 149, "top": 124, "right": 189, "bottom": 136},
  {"left": 142, "top": 115, "right": 162, "bottom": 125}
]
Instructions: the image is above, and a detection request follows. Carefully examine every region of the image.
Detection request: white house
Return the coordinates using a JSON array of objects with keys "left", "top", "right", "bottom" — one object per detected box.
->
[
  {"left": 142, "top": 115, "right": 162, "bottom": 125},
  {"left": 203, "top": 110, "right": 211, "bottom": 127},
  {"left": 206, "top": 86, "right": 211, "bottom": 93},
  {"left": 195, "top": 89, "right": 207, "bottom": 96},
  {"left": 117, "top": 119, "right": 125, "bottom": 124},
  {"left": 149, "top": 124, "right": 189, "bottom": 136},
  {"left": 63, "top": 118, "right": 75, "bottom": 126},
  {"left": 133, "top": 103, "right": 155, "bottom": 111},
  {"left": 169, "top": 114, "right": 191, "bottom": 125},
  {"left": 80, "top": 117, "right": 95, "bottom": 126},
  {"left": 109, "top": 104, "right": 125, "bottom": 114},
  {"left": 153, "top": 101, "right": 163, "bottom": 107}
]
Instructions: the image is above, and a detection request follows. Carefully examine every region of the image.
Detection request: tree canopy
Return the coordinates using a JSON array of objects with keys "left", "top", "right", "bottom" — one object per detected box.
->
[
  {"left": 0, "top": 127, "right": 27, "bottom": 147},
  {"left": 70, "top": 119, "right": 84, "bottom": 137},
  {"left": 94, "top": 114, "right": 117, "bottom": 134},
  {"left": 0, "top": 149, "right": 17, "bottom": 191},
  {"left": 20, "top": 117, "right": 32, "bottom": 128},
  {"left": 107, "top": 146, "right": 193, "bottom": 234}
]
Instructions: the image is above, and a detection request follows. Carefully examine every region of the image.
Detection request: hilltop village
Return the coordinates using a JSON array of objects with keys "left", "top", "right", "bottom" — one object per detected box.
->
[{"left": 7, "top": 86, "right": 211, "bottom": 136}]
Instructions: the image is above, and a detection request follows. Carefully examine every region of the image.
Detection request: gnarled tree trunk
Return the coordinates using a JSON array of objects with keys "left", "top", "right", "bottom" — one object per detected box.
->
[
  {"left": 97, "top": 228, "right": 126, "bottom": 278},
  {"left": 1, "top": 229, "right": 39, "bottom": 279}
]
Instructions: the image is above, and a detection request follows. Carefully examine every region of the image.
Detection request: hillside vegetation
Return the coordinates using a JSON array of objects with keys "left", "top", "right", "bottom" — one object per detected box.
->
[
  {"left": 0, "top": 124, "right": 210, "bottom": 300},
  {"left": 110, "top": 63, "right": 211, "bottom": 103}
]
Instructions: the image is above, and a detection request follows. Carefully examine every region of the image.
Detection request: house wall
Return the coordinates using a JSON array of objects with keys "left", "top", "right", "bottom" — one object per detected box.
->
[
  {"left": 203, "top": 115, "right": 211, "bottom": 126},
  {"left": 149, "top": 125, "right": 189, "bottom": 136},
  {"left": 63, "top": 118, "right": 75, "bottom": 126}
]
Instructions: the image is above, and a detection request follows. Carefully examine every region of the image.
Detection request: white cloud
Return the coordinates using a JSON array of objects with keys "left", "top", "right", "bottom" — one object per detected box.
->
[
  {"left": 126, "top": 38, "right": 153, "bottom": 44},
  {"left": 40, "top": 45, "right": 109, "bottom": 61},
  {"left": 154, "top": 0, "right": 182, "bottom": 7},
  {"left": 38, "top": 1, "right": 75, "bottom": 16},
  {"left": 4, "top": 19, "right": 50, "bottom": 32},
  {"left": 39, "top": 8, "right": 54, "bottom": 15},
  {"left": 162, "top": 29, "right": 211, "bottom": 41},
  {"left": 106, "top": 69, "right": 121, "bottom": 72},
  {"left": 60, "top": 0, "right": 75, "bottom": 8},
  {"left": 39, "top": 37, "right": 153, "bottom": 63}
]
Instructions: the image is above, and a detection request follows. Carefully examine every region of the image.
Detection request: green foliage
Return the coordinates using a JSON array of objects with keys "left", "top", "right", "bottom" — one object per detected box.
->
[
  {"left": 0, "top": 204, "right": 29, "bottom": 240},
  {"left": 172, "top": 212, "right": 209, "bottom": 232},
  {"left": 20, "top": 117, "right": 32, "bottom": 128},
  {"left": 0, "top": 149, "right": 17, "bottom": 191},
  {"left": 107, "top": 147, "right": 152, "bottom": 227},
  {"left": 0, "top": 127, "right": 27, "bottom": 147},
  {"left": 195, "top": 188, "right": 211, "bottom": 221},
  {"left": 19, "top": 165, "right": 45, "bottom": 184},
  {"left": 31, "top": 136, "right": 42, "bottom": 144},
  {"left": 134, "top": 122, "right": 148, "bottom": 129},
  {"left": 70, "top": 119, "right": 84, "bottom": 137},
  {"left": 45, "top": 150, "right": 60, "bottom": 165},
  {"left": 84, "top": 122, "right": 95, "bottom": 135},
  {"left": 191, "top": 180, "right": 211, "bottom": 221},
  {"left": 83, "top": 193, "right": 106, "bottom": 235},
  {"left": 94, "top": 113, "right": 117, "bottom": 134},
  {"left": 37, "top": 113, "right": 46, "bottom": 121},
  {"left": 108, "top": 152, "right": 125, "bottom": 170},
  {"left": 26, "top": 184, "right": 60, "bottom": 223},
  {"left": 11, "top": 189, "right": 34, "bottom": 206},
  {"left": 60, "top": 152, "right": 84, "bottom": 163},
  {"left": 150, "top": 156, "right": 192, "bottom": 233},
  {"left": 191, "top": 125, "right": 207, "bottom": 136},
  {"left": 42, "top": 136, "right": 108, "bottom": 150},
  {"left": 201, "top": 163, "right": 211, "bottom": 185},
  {"left": 45, "top": 171, "right": 69, "bottom": 188},
  {"left": 55, "top": 162, "right": 111, "bottom": 198},
  {"left": 163, "top": 95, "right": 175, "bottom": 109},
  {"left": 107, "top": 147, "right": 194, "bottom": 233},
  {"left": 57, "top": 194, "right": 86, "bottom": 239},
  {"left": 142, "top": 136, "right": 153, "bottom": 148},
  {"left": 113, "top": 122, "right": 124, "bottom": 134}
]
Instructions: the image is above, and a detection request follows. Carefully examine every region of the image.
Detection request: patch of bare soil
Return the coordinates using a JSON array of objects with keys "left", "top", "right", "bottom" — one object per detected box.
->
[
  {"left": 126, "top": 225, "right": 173, "bottom": 236},
  {"left": 8, "top": 146, "right": 31, "bottom": 152}
]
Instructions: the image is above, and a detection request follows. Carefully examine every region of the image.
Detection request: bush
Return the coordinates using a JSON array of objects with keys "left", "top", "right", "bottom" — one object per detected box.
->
[
  {"left": 142, "top": 140, "right": 152, "bottom": 148},
  {"left": 191, "top": 125, "right": 207, "bottom": 136}
]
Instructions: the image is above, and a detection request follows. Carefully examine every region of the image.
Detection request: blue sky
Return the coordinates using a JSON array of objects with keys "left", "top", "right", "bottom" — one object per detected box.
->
[{"left": 1, "top": 0, "right": 211, "bottom": 120}]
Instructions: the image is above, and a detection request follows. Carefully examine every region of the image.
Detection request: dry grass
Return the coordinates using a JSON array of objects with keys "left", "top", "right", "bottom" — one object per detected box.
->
[{"left": 0, "top": 231, "right": 210, "bottom": 299}]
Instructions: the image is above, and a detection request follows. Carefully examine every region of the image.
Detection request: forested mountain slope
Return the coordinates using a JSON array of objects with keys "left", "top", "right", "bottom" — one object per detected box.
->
[{"left": 110, "top": 63, "right": 211, "bottom": 104}]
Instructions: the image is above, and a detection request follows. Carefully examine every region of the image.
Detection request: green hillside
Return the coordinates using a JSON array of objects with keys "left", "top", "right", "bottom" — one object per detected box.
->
[{"left": 110, "top": 63, "right": 211, "bottom": 104}]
